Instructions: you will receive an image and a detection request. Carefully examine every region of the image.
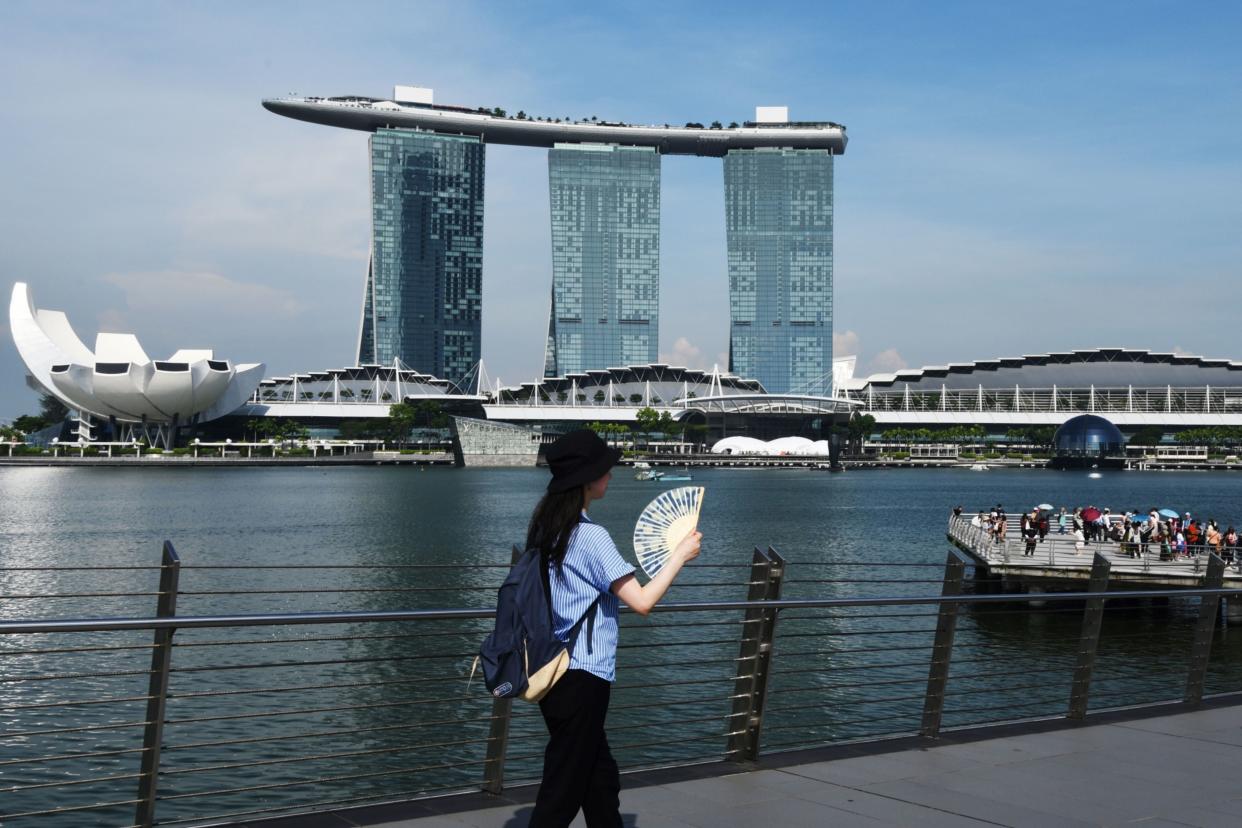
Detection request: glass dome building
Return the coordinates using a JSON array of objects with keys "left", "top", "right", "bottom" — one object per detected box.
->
[{"left": 1052, "top": 414, "right": 1125, "bottom": 468}]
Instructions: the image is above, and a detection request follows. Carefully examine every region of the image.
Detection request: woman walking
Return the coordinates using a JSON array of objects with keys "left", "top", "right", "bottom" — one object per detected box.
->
[{"left": 528, "top": 430, "right": 701, "bottom": 827}]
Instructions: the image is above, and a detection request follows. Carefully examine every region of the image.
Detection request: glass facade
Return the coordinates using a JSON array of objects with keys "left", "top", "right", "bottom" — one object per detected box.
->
[
  {"left": 358, "top": 129, "right": 484, "bottom": 385},
  {"left": 724, "top": 148, "right": 834, "bottom": 395},
  {"left": 545, "top": 144, "right": 660, "bottom": 377}
]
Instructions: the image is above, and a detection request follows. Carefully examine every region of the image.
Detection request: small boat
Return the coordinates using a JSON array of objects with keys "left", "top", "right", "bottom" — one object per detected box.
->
[
  {"left": 969, "top": 463, "right": 990, "bottom": 471},
  {"left": 634, "top": 463, "right": 664, "bottom": 481},
  {"left": 659, "top": 474, "right": 693, "bottom": 482}
]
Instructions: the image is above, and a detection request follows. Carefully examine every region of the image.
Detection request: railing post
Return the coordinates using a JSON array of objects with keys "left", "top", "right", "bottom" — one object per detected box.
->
[
  {"left": 921, "top": 549, "right": 967, "bottom": 738},
  {"left": 1068, "top": 552, "right": 1111, "bottom": 719},
  {"left": 727, "top": 547, "right": 784, "bottom": 763},
  {"left": 135, "top": 541, "right": 180, "bottom": 828},
  {"left": 1185, "top": 553, "right": 1226, "bottom": 706},
  {"left": 481, "top": 545, "right": 522, "bottom": 795}
]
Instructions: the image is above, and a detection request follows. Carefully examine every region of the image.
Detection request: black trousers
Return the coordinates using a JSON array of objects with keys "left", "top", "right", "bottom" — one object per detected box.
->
[{"left": 529, "top": 669, "right": 622, "bottom": 828}]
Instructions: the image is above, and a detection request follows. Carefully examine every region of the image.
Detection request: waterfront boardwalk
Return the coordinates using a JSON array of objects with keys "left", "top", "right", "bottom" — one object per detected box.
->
[
  {"left": 947, "top": 514, "right": 1242, "bottom": 588},
  {"left": 245, "top": 700, "right": 1242, "bottom": 827}
]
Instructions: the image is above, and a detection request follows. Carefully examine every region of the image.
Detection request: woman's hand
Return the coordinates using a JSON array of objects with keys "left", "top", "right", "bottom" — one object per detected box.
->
[
  {"left": 612, "top": 529, "right": 703, "bottom": 616},
  {"left": 676, "top": 530, "right": 702, "bottom": 564}
]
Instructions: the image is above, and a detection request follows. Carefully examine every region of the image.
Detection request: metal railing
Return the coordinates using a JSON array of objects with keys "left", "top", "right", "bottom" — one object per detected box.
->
[{"left": 1, "top": 543, "right": 1239, "bottom": 827}]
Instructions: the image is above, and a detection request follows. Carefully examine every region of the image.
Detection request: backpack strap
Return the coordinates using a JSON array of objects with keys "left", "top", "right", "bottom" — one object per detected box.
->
[
  {"left": 568, "top": 594, "right": 602, "bottom": 655},
  {"left": 539, "top": 548, "right": 555, "bottom": 628},
  {"left": 544, "top": 515, "right": 603, "bottom": 656},
  {"left": 542, "top": 545, "right": 601, "bottom": 653}
]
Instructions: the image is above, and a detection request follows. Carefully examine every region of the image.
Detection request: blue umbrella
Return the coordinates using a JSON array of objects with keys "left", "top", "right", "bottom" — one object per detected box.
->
[
  {"left": 1158, "top": 508, "right": 1180, "bottom": 519},
  {"left": 1131, "top": 514, "right": 1150, "bottom": 523}
]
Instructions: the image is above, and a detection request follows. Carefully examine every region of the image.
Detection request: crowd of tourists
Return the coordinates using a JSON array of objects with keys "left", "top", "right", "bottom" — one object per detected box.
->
[{"left": 956, "top": 503, "right": 1240, "bottom": 563}]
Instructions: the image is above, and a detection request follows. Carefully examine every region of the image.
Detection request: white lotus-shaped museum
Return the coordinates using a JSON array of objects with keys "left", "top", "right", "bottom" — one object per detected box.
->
[{"left": 9, "top": 282, "right": 264, "bottom": 445}]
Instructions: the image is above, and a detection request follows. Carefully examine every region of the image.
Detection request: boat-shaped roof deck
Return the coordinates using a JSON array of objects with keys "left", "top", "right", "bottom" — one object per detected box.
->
[{"left": 262, "top": 96, "right": 848, "bottom": 157}]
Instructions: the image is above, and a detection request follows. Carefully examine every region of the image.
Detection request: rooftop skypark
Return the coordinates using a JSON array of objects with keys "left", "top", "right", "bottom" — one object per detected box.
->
[{"left": 262, "top": 89, "right": 848, "bottom": 157}]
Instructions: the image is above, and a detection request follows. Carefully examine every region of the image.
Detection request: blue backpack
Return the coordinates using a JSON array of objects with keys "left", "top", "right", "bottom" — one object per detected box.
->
[{"left": 477, "top": 548, "right": 599, "bottom": 702}]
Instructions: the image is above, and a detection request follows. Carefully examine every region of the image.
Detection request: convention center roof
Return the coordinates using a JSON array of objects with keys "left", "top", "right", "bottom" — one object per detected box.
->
[{"left": 840, "top": 349, "right": 1242, "bottom": 392}]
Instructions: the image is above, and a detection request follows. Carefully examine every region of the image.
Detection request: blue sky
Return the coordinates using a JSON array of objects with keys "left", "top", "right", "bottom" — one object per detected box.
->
[{"left": 2, "top": 1, "right": 1240, "bottom": 422}]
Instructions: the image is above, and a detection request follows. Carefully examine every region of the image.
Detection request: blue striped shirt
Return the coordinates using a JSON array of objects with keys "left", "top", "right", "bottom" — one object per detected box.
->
[{"left": 548, "top": 513, "right": 635, "bottom": 682}]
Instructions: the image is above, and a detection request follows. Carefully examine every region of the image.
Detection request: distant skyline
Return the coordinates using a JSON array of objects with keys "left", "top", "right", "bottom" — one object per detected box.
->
[{"left": 3, "top": 1, "right": 1241, "bottom": 422}]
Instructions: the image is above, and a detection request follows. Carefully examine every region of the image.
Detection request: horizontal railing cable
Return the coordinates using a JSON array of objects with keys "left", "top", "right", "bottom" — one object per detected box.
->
[
  {"left": 4, "top": 585, "right": 1242, "bottom": 635},
  {"left": 155, "top": 756, "right": 495, "bottom": 801},
  {"left": 165, "top": 714, "right": 505, "bottom": 752},
  {"left": 0, "top": 692, "right": 153, "bottom": 712}
]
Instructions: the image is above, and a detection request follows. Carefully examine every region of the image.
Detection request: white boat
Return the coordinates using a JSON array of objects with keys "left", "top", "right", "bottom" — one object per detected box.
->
[
  {"left": 633, "top": 463, "right": 664, "bottom": 481},
  {"left": 969, "top": 463, "right": 990, "bottom": 471}
]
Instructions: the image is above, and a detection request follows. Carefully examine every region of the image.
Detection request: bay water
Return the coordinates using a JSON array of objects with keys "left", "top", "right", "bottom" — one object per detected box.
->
[{"left": 2, "top": 465, "right": 1241, "bottom": 825}]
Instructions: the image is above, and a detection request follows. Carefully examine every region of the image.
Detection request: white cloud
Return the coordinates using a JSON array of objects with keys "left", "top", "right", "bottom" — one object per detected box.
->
[
  {"left": 1171, "top": 345, "right": 1195, "bottom": 356},
  {"left": 833, "top": 329, "right": 860, "bottom": 357},
  {"left": 103, "top": 270, "right": 307, "bottom": 318},
  {"left": 176, "top": 131, "right": 370, "bottom": 262},
  {"left": 659, "top": 336, "right": 710, "bottom": 370},
  {"left": 868, "top": 348, "right": 908, "bottom": 374}
]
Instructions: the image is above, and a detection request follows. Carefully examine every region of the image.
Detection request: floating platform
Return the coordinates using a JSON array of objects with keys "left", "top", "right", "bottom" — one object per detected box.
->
[{"left": 947, "top": 514, "right": 1242, "bottom": 590}]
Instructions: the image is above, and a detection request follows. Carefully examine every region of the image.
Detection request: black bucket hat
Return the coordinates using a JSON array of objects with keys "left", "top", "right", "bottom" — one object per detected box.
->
[{"left": 546, "top": 430, "right": 622, "bottom": 494}]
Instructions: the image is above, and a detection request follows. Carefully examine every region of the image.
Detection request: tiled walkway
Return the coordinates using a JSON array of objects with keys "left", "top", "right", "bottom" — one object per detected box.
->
[{"left": 246, "top": 701, "right": 1242, "bottom": 828}]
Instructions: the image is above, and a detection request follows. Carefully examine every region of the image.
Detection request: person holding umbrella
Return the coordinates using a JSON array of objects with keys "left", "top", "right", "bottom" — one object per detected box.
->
[
  {"left": 1037, "top": 504, "right": 1053, "bottom": 541},
  {"left": 1081, "top": 506, "right": 1102, "bottom": 544}
]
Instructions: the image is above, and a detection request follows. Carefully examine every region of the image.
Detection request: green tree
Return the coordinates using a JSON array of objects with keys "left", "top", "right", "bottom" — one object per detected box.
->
[
  {"left": 657, "top": 411, "right": 683, "bottom": 439},
  {"left": 388, "top": 402, "right": 418, "bottom": 447},
  {"left": 39, "top": 394, "right": 68, "bottom": 424},
  {"left": 1129, "top": 426, "right": 1165, "bottom": 446},
  {"left": 12, "top": 414, "right": 45, "bottom": 434},
  {"left": 413, "top": 400, "right": 449, "bottom": 428},
  {"left": 9, "top": 394, "right": 69, "bottom": 435},
  {"left": 244, "top": 418, "right": 267, "bottom": 442},
  {"left": 846, "top": 413, "right": 876, "bottom": 453},
  {"left": 635, "top": 407, "right": 661, "bottom": 445}
]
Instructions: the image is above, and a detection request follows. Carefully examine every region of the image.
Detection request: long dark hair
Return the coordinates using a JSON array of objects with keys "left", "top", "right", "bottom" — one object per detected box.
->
[{"left": 526, "top": 488, "right": 584, "bottom": 573}]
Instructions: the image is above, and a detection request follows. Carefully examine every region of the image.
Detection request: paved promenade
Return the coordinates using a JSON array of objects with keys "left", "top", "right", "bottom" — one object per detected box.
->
[{"left": 248, "top": 701, "right": 1242, "bottom": 828}]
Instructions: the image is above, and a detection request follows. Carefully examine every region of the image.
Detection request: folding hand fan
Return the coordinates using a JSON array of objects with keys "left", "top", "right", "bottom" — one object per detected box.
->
[{"left": 632, "top": 486, "right": 705, "bottom": 579}]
